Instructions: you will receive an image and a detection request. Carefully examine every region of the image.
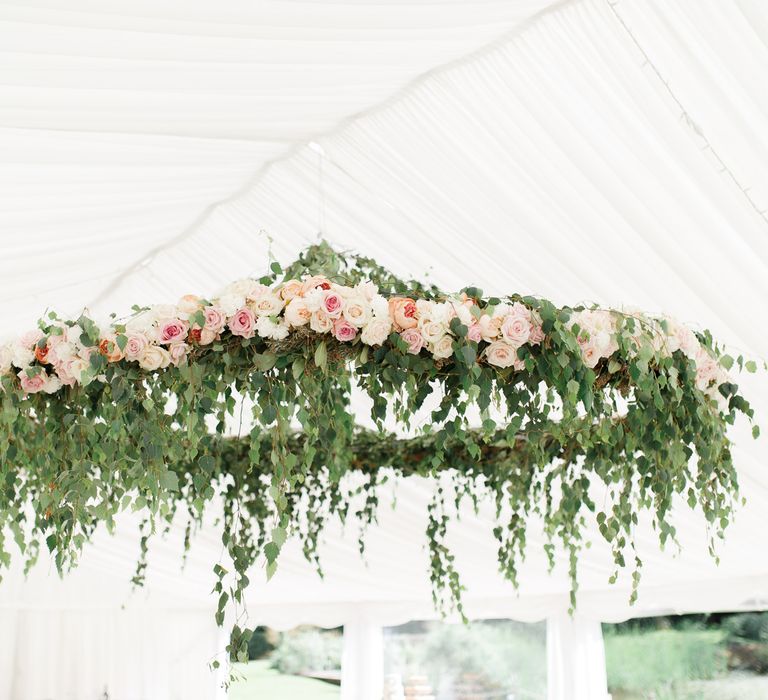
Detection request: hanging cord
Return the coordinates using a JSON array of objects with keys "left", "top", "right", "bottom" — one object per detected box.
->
[
  {"left": 606, "top": 0, "right": 768, "bottom": 229},
  {"left": 309, "top": 141, "right": 328, "bottom": 236}
]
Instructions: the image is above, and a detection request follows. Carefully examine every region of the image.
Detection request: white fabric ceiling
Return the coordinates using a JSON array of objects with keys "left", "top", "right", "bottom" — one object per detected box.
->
[{"left": 1, "top": 0, "right": 768, "bottom": 630}]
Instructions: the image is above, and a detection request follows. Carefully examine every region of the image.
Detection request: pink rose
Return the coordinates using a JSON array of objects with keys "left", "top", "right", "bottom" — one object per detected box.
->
[
  {"left": 124, "top": 334, "right": 149, "bottom": 360},
  {"left": 467, "top": 322, "right": 483, "bottom": 343},
  {"left": 322, "top": 290, "right": 344, "bottom": 319},
  {"left": 169, "top": 343, "right": 189, "bottom": 366},
  {"left": 20, "top": 329, "right": 44, "bottom": 349},
  {"left": 400, "top": 328, "right": 424, "bottom": 355},
  {"left": 18, "top": 369, "right": 47, "bottom": 394},
  {"left": 158, "top": 318, "right": 189, "bottom": 345},
  {"left": 333, "top": 318, "right": 358, "bottom": 343},
  {"left": 203, "top": 306, "right": 226, "bottom": 333},
  {"left": 228, "top": 307, "right": 256, "bottom": 339}
]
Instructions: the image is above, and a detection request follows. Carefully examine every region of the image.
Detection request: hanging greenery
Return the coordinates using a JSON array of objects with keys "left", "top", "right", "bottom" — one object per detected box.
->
[{"left": 0, "top": 242, "right": 757, "bottom": 662}]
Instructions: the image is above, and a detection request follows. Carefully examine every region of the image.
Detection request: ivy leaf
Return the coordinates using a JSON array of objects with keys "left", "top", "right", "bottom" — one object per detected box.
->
[{"left": 314, "top": 341, "right": 327, "bottom": 370}]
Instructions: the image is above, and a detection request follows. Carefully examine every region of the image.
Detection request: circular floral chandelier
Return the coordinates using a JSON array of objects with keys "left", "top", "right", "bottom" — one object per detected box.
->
[{"left": 0, "top": 242, "right": 756, "bottom": 661}]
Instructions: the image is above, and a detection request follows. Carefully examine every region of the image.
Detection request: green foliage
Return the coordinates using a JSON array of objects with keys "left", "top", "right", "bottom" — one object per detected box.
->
[
  {"left": 604, "top": 628, "right": 727, "bottom": 692},
  {"left": 0, "top": 242, "right": 757, "bottom": 665},
  {"left": 385, "top": 620, "right": 546, "bottom": 696},
  {"left": 269, "top": 630, "right": 342, "bottom": 675}
]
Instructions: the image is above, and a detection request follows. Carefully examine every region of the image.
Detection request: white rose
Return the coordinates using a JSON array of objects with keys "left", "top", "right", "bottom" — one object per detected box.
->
[
  {"left": 478, "top": 314, "right": 503, "bottom": 342},
  {"left": 126, "top": 311, "right": 156, "bottom": 335},
  {"left": 430, "top": 334, "right": 454, "bottom": 360},
  {"left": 342, "top": 298, "right": 370, "bottom": 328},
  {"left": 251, "top": 292, "right": 284, "bottom": 317},
  {"left": 309, "top": 310, "right": 333, "bottom": 334},
  {"left": 303, "top": 288, "right": 325, "bottom": 313},
  {"left": 217, "top": 293, "right": 246, "bottom": 318},
  {"left": 43, "top": 375, "right": 63, "bottom": 394},
  {"left": 361, "top": 317, "right": 392, "bottom": 346},
  {"left": 221, "top": 279, "right": 265, "bottom": 300},
  {"left": 256, "top": 316, "right": 290, "bottom": 340},
  {"left": 354, "top": 281, "right": 379, "bottom": 302},
  {"left": 177, "top": 295, "right": 202, "bottom": 317},
  {"left": 138, "top": 346, "right": 171, "bottom": 371},
  {"left": 11, "top": 341, "right": 35, "bottom": 369},
  {"left": 485, "top": 340, "right": 522, "bottom": 369},
  {"left": 284, "top": 298, "right": 312, "bottom": 327},
  {"left": 420, "top": 319, "right": 448, "bottom": 345},
  {"left": 453, "top": 302, "right": 474, "bottom": 327},
  {"left": 370, "top": 294, "right": 389, "bottom": 318}
]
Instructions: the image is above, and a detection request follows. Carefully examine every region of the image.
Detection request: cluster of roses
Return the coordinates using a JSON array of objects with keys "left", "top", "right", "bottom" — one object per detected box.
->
[
  {"left": 0, "top": 274, "right": 728, "bottom": 411},
  {"left": 569, "top": 309, "right": 729, "bottom": 411}
]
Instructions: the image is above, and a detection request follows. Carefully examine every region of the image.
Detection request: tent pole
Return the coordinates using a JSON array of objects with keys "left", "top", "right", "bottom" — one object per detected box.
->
[
  {"left": 546, "top": 614, "right": 611, "bottom": 700},
  {"left": 340, "top": 618, "right": 384, "bottom": 700}
]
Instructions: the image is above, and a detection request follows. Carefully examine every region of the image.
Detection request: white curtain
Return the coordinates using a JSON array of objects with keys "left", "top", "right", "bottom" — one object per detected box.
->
[
  {"left": 0, "top": 608, "right": 227, "bottom": 700},
  {"left": 546, "top": 615, "right": 610, "bottom": 700}
]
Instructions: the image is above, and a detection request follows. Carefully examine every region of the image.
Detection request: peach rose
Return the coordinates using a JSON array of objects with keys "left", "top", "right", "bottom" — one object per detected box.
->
[
  {"left": 279, "top": 279, "right": 303, "bottom": 301},
  {"left": 301, "top": 275, "right": 332, "bottom": 295},
  {"left": 34, "top": 343, "right": 50, "bottom": 364},
  {"left": 98, "top": 337, "right": 124, "bottom": 363},
  {"left": 284, "top": 298, "right": 312, "bottom": 327},
  {"left": 389, "top": 297, "right": 418, "bottom": 331}
]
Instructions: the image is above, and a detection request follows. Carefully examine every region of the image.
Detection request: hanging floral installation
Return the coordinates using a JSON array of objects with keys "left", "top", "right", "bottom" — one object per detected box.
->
[{"left": 0, "top": 242, "right": 757, "bottom": 661}]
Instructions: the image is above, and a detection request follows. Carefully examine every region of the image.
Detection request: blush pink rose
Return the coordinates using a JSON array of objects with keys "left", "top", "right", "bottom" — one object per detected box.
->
[
  {"left": 169, "top": 343, "right": 189, "bottom": 366},
  {"left": 20, "top": 329, "right": 44, "bottom": 349},
  {"left": 485, "top": 341, "right": 524, "bottom": 370},
  {"left": 158, "top": 319, "right": 189, "bottom": 345},
  {"left": 322, "top": 290, "right": 344, "bottom": 319},
  {"left": 500, "top": 314, "right": 531, "bottom": 349},
  {"left": 203, "top": 306, "right": 226, "bottom": 333},
  {"left": 333, "top": 318, "right": 358, "bottom": 343},
  {"left": 400, "top": 328, "right": 424, "bottom": 355},
  {"left": 228, "top": 308, "right": 256, "bottom": 339},
  {"left": 124, "top": 334, "right": 149, "bottom": 360},
  {"left": 466, "top": 322, "right": 483, "bottom": 344},
  {"left": 18, "top": 369, "right": 47, "bottom": 394}
]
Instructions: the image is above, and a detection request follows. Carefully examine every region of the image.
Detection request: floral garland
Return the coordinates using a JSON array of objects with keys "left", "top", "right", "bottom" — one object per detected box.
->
[
  {"left": 2, "top": 267, "right": 730, "bottom": 411},
  {"left": 0, "top": 242, "right": 756, "bottom": 664}
]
